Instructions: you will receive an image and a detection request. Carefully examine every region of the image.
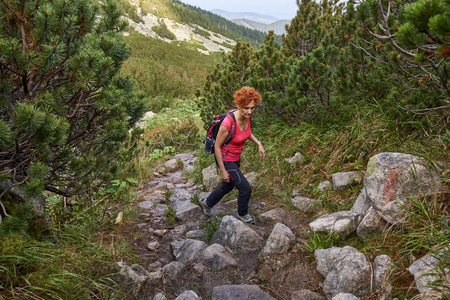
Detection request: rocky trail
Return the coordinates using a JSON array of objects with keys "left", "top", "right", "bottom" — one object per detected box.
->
[
  {"left": 115, "top": 152, "right": 448, "bottom": 300},
  {"left": 117, "top": 152, "right": 324, "bottom": 300}
]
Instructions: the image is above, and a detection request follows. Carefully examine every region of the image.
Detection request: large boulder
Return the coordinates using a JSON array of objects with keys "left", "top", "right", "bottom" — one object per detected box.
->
[
  {"left": 202, "top": 244, "right": 237, "bottom": 270},
  {"left": 211, "top": 216, "right": 263, "bottom": 253},
  {"left": 315, "top": 246, "right": 372, "bottom": 299},
  {"left": 202, "top": 165, "right": 221, "bottom": 190},
  {"left": 260, "top": 223, "right": 295, "bottom": 257},
  {"left": 363, "top": 152, "right": 442, "bottom": 225},
  {"left": 356, "top": 206, "right": 389, "bottom": 242},
  {"left": 309, "top": 211, "right": 362, "bottom": 238},
  {"left": 175, "top": 201, "right": 201, "bottom": 221},
  {"left": 174, "top": 239, "right": 208, "bottom": 264},
  {"left": 315, "top": 247, "right": 343, "bottom": 278}
]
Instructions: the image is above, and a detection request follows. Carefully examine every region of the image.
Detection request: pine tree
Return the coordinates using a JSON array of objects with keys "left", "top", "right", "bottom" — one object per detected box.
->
[
  {"left": 354, "top": 0, "right": 450, "bottom": 127},
  {"left": 282, "top": 0, "right": 346, "bottom": 120},
  {"left": 200, "top": 40, "right": 254, "bottom": 126},
  {"left": 0, "top": 0, "right": 146, "bottom": 199},
  {"left": 250, "top": 32, "right": 289, "bottom": 116}
]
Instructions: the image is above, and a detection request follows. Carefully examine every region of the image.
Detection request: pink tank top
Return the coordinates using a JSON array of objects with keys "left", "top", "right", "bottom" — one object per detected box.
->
[{"left": 220, "top": 114, "right": 251, "bottom": 161}]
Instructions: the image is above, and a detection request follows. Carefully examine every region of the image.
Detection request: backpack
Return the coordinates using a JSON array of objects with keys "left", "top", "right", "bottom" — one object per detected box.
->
[{"left": 204, "top": 109, "right": 237, "bottom": 159}]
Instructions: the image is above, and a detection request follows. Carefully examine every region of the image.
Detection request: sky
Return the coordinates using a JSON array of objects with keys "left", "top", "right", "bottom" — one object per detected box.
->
[{"left": 179, "top": 0, "right": 299, "bottom": 20}]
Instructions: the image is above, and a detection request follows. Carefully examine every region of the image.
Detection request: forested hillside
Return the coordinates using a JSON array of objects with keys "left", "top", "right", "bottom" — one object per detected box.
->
[
  {"left": 0, "top": 0, "right": 448, "bottom": 298},
  {"left": 116, "top": 0, "right": 268, "bottom": 48}
]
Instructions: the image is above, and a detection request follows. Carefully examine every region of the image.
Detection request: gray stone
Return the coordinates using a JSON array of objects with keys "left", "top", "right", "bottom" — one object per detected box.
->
[
  {"left": 331, "top": 293, "right": 359, "bottom": 300},
  {"left": 292, "top": 196, "right": 319, "bottom": 212},
  {"left": 309, "top": 211, "right": 362, "bottom": 238},
  {"left": 332, "top": 171, "right": 364, "bottom": 191},
  {"left": 165, "top": 159, "right": 180, "bottom": 172},
  {"left": 186, "top": 229, "right": 206, "bottom": 238},
  {"left": 211, "top": 285, "right": 276, "bottom": 300},
  {"left": 138, "top": 200, "right": 154, "bottom": 210},
  {"left": 202, "top": 164, "right": 221, "bottom": 190},
  {"left": 202, "top": 243, "right": 237, "bottom": 270},
  {"left": 154, "top": 229, "right": 167, "bottom": 237},
  {"left": 315, "top": 247, "right": 346, "bottom": 278},
  {"left": 318, "top": 181, "right": 333, "bottom": 192},
  {"left": 153, "top": 292, "right": 167, "bottom": 300},
  {"left": 0, "top": 181, "right": 48, "bottom": 226},
  {"left": 174, "top": 290, "right": 199, "bottom": 300},
  {"left": 175, "top": 201, "right": 201, "bottom": 221},
  {"left": 172, "top": 225, "right": 187, "bottom": 236},
  {"left": 323, "top": 246, "right": 371, "bottom": 299},
  {"left": 260, "top": 223, "right": 295, "bottom": 257},
  {"left": 364, "top": 152, "right": 442, "bottom": 225},
  {"left": 163, "top": 261, "right": 185, "bottom": 280},
  {"left": 408, "top": 250, "right": 450, "bottom": 299},
  {"left": 175, "top": 239, "right": 208, "bottom": 264},
  {"left": 211, "top": 215, "right": 263, "bottom": 253},
  {"left": 373, "top": 255, "right": 392, "bottom": 300},
  {"left": 350, "top": 189, "right": 371, "bottom": 215},
  {"left": 135, "top": 111, "right": 155, "bottom": 128},
  {"left": 291, "top": 289, "right": 326, "bottom": 300},
  {"left": 114, "top": 262, "right": 148, "bottom": 296},
  {"left": 147, "top": 269, "right": 162, "bottom": 283},
  {"left": 356, "top": 206, "right": 389, "bottom": 242},
  {"left": 154, "top": 204, "right": 168, "bottom": 217},
  {"left": 170, "top": 240, "right": 185, "bottom": 257},
  {"left": 259, "top": 208, "right": 288, "bottom": 223},
  {"left": 285, "top": 152, "right": 304, "bottom": 166},
  {"left": 147, "top": 241, "right": 160, "bottom": 251}
]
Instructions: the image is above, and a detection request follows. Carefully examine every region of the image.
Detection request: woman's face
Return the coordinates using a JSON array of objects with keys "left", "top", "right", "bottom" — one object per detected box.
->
[{"left": 239, "top": 100, "right": 256, "bottom": 119}]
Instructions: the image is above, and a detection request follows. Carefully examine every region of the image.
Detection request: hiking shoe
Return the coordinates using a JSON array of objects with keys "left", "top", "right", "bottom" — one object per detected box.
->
[
  {"left": 199, "top": 198, "right": 212, "bottom": 219},
  {"left": 238, "top": 214, "right": 255, "bottom": 224}
]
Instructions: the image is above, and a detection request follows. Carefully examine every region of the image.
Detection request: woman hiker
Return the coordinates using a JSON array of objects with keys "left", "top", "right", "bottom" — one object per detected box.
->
[{"left": 199, "top": 86, "right": 266, "bottom": 224}]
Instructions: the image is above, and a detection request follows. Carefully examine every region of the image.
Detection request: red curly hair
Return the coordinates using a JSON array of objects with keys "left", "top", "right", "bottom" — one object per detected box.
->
[{"left": 233, "top": 86, "right": 262, "bottom": 108}]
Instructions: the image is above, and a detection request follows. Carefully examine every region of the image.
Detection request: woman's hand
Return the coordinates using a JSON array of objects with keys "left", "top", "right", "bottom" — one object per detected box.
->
[
  {"left": 221, "top": 170, "right": 231, "bottom": 182},
  {"left": 258, "top": 143, "right": 266, "bottom": 159}
]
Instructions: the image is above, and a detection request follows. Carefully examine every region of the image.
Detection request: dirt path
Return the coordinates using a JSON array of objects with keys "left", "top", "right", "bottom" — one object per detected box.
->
[{"left": 124, "top": 152, "right": 324, "bottom": 300}]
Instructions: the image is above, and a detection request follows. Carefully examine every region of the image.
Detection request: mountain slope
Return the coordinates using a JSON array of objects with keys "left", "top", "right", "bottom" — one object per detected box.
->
[
  {"left": 124, "top": 8, "right": 236, "bottom": 54},
  {"left": 117, "top": 0, "right": 268, "bottom": 49}
]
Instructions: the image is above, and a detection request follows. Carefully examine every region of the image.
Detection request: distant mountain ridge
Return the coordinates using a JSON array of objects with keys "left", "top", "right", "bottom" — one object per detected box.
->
[
  {"left": 211, "top": 9, "right": 280, "bottom": 24},
  {"left": 211, "top": 9, "right": 290, "bottom": 35},
  {"left": 232, "top": 19, "right": 290, "bottom": 35}
]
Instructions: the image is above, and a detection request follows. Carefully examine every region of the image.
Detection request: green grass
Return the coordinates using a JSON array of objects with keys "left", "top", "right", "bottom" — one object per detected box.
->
[
  {"left": 123, "top": 32, "right": 222, "bottom": 105},
  {"left": 0, "top": 225, "right": 133, "bottom": 299},
  {"left": 200, "top": 215, "right": 225, "bottom": 242},
  {"left": 299, "top": 227, "right": 342, "bottom": 257}
]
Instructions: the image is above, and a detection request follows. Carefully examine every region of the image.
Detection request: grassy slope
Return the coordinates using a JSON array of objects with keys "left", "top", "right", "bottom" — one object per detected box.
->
[{"left": 122, "top": 31, "right": 222, "bottom": 109}]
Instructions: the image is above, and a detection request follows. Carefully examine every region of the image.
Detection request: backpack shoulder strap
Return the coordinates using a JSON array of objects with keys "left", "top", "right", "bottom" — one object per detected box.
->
[{"left": 223, "top": 111, "right": 236, "bottom": 145}]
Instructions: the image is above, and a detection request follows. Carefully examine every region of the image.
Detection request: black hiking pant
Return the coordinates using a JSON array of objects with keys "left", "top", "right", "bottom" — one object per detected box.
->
[{"left": 206, "top": 160, "right": 251, "bottom": 217}]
